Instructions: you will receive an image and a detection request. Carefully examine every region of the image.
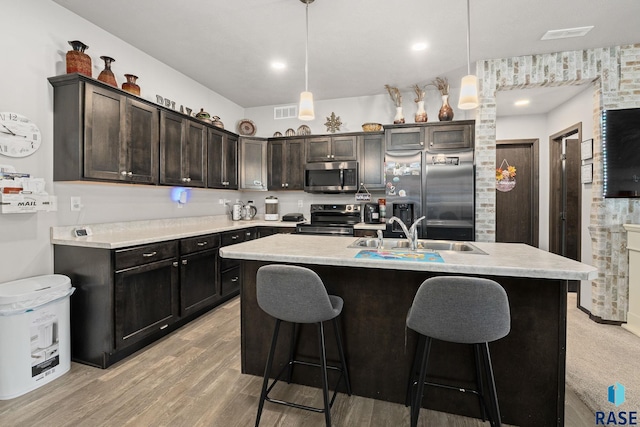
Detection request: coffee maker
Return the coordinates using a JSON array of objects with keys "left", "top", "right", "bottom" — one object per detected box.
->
[
  {"left": 363, "top": 203, "right": 380, "bottom": 224},
  {"left": 391, "top": 202, "right": 415, "bottom": 231}
]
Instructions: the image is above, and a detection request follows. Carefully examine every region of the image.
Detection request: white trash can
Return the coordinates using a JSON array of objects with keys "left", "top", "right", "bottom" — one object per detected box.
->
[{"left": 0, "top": 274, "right": 74, "bottom": 400}]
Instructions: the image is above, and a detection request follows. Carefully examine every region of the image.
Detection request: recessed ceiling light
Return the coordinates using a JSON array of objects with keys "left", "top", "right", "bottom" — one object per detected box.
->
[
  {"left": 271, "top": 61, "right": 286, "bottom": 70},
  {"left": 514, "top": 99, "right": 530, "bottom": 107},
  {"left": 541, "top": 26, "right": 594, "bottom": 40},
  {"left": 411, "top": 42, "right": 427, "bottom": 51}
]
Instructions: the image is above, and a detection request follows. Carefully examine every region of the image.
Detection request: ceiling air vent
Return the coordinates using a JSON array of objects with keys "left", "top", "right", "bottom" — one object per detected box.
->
[
  {"left": 274, "top": 105, "right": 297, "bottom": 120},
  {"left": 541, "top": 26, "right": 594, "bottom": 40}
]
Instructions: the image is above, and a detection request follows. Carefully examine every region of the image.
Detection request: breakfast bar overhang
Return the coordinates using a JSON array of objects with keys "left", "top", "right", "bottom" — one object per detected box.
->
[{"left": 220, "top": 234, "right": 598, "bottom": 427}]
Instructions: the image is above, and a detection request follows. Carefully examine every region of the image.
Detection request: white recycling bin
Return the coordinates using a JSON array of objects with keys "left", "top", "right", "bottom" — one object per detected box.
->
[{"left": 0, "top": 274, "right": 74, "bottom": 400}]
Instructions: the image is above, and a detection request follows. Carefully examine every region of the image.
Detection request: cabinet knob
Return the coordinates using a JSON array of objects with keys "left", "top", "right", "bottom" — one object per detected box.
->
[
  {"left": 327, "top": 155, "right": 331, "bottom": 158},
  {"left": 196, "top": 241, "right": 208, "bottom": 246},
  {"left": 331, "top": 154, "right": 335, "bottom": 159},
  {"left": 127, "top": 171, "right": 133, "bottom": 177},
  {"left": 121, "top": 171, "right": 127, "bottom": 176},
  {"left": 172, "top": 261, "right": 178, "bottom": 267},
  {"left": 142, "top": 251, "right": 157, "bottom": 257},
  {"left": 182, "top": 177, "right": 188, "bottom": 182},
  {"left": 182, "top": 259, "right": 188, "bottom": 265},
  {"left": 421, "top": 141, "right": 425, "bottom": 146},
  {"left": 281, "top": 183, "right": 285, "bottom": 188},
  {"left": 187, "top": 177, "right": 191, "bottom": 182},
  {"left": 429, "top": 142, "right": 433, "bottom": 146},
  {"left": 285, "top": 183, "right": 289, "bottom": 188},
  {"left": 231, "top": 276, "right": 239, "bottom": 282},
  {"left": 231, "top": 235, "right": 238, "bottom": 240}
]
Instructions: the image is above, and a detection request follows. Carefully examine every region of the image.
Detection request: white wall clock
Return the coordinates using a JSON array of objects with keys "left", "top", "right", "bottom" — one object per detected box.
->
[{"left": 0, "top": 112, "right": 42, "bottom": 157}]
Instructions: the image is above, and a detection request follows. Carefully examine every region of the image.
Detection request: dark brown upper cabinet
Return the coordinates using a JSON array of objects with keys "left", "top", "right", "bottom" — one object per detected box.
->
[
  {"left": 306, "top": 135, "right": 357, "bottom": 162},
  {"left": 159, "top": 111, "right": 207, "bottom": 187},
  {"left": 268, "top": 138, "right": 305, "bottom": 190},
  {"left": 207, "top": 128, "right": 238, "bottom": 190},
  {"left": 49, "top": 74, "right": 158, "bottom": 184}
]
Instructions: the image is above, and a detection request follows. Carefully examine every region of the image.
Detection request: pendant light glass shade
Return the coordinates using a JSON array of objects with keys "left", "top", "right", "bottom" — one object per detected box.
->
[
  {"left": 298, "top": 91, "right": 315, "bottom": 120},
  {"left": 458, "top": 74, "right": 478, "bottom": 110},
  {"left": 458, "top": 0, "right": 478, "bottom": 110},
  {"left": 298, "top": 0, "right": 315, "bottom": 121}
]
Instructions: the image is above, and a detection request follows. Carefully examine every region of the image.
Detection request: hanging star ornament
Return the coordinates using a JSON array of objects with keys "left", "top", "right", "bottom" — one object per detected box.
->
[{"left": 324, "top": 112, "right": 342, "bottom": 133}]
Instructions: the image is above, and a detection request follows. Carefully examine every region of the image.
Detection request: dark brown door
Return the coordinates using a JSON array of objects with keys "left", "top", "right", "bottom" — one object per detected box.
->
[
  {"left": 496, "top": 139, "right": 539, "bottom": 246},
  {"left": 549, "top": 133, "right": 581, "bottom": 261}
]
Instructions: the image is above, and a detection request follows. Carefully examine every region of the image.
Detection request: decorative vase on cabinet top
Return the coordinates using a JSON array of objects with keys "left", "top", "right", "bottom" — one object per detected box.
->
[
  {"left": 393, "top": 106, "right": 405, "bottom": 124},
  {"left": 97, "top": 56, "right": 117, "bottom": 87},
  {"left": 66, "top": 40, "right": 92, "bottom": 77},
  {"left": 122, "top": 74, "right": 140, "bottom": 95},
  {"left": 211, "top": 116, "right": 224, "bottom": 129},
  {"left": 438, "top": 95, "right": 454, "bottom": 121},
  {"left": 415, "top": 100, "right": 427, "bottom": 123}
]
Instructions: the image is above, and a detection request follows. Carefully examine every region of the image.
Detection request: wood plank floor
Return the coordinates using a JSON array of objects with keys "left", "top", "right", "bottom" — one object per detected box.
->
[{"left": 0, "top": 297, "right": 594, "bottom": 426}]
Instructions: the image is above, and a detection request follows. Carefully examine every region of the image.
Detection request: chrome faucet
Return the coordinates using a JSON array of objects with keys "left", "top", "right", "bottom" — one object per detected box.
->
[
  {"left": 388, "top": 216, "right": 426, "bottom": 251},
  {"left": 377, "top": 229, "right": 384, "bottom": 249}
]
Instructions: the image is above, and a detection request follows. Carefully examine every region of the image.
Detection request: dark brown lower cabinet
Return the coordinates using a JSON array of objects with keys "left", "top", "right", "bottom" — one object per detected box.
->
[
  {"left": 114, "top": 257, "right": 179, "bottom": 350},
  {"left": 54, "top": 226, "right": 290, "bottom": 368},
  {"left": 221, "top": 267, "right": 241, "bottom": 297},
  {"left": 179, "top": 234, "right": 220, "bottom": 316}
]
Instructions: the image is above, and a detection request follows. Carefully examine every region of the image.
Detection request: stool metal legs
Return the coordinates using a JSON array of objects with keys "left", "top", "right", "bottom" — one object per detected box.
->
[
  {"left": 255, "top": 319, "right": 281, "bottom": 427},
  {"left": 318, "top": 322, "right": 331, "bottom": 427},
  {"left": 255, "top": 317, "right": 350, "bottom": 427},
  {"left": 407, "top": 336, "right": 502, "bottom": 427}
]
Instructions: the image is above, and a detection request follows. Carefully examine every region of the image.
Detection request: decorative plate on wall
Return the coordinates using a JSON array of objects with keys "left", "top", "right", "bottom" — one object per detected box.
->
[
  {"left": 273, "top": 131, "right": 283, "bottom": 137},
  {"left": 297, "top": 125, "right": 311, "bottom": 135},
  {"left": 237, "top": 119, "right": 257, "bottom": 136},
  {"left": 285, "top": 128, "right": 296, "bottom": 136}
]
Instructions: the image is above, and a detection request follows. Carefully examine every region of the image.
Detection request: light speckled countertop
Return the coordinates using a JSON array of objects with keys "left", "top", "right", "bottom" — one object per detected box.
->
[
  {"left": 50, "top": 215, "right": 385, "bottom": 249},
  {"left": 219, "top": 233, "right": 598, "bottom": 281}
]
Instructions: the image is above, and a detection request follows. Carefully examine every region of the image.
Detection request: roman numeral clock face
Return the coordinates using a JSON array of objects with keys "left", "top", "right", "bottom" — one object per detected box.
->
[{"left": 0, "top": 112, "right": 41, "bottom": 157}]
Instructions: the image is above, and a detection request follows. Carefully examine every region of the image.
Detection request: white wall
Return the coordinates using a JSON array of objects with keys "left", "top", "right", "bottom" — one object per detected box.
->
[
  {"left": 0, "top": 0, "right": 245, "bottom": 283},
  {"left": 495, "top": 114, "right": 550, "bottom": 249},
  {"left": 495, "top": 85, "right": 595, "bottom": 309},
  {"left": 245, "top": 92, "right": 475, "bottom": 137},
  {"left": 546, "top": 85, "right": 594, "bottom": 310}
]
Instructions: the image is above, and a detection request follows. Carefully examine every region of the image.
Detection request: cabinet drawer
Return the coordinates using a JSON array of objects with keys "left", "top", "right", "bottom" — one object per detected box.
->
[
  {"left": 221, "top": 230, "right": 246, "bottom": 246},
  {"left": 180, "top": 234, "right": 220, "bottom": 254},
  {"left": 115, "top": 241, "right": 178, "bottom": 271},
  {"left": 221, "top": 266, "right": 241, "bottom": 297},
  {"left": 220, "top": 257, "right": 240, "bottom": 272}
]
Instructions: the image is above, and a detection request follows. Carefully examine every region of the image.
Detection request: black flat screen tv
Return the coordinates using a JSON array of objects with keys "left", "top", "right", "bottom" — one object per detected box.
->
[{"left": 602, "top": 108, "right": 640, "bottom": 198}]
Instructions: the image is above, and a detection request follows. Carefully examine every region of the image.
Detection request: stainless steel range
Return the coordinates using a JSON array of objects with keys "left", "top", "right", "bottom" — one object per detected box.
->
[{"left": 295, "top": 204, "right": 361, "bottom": 236}]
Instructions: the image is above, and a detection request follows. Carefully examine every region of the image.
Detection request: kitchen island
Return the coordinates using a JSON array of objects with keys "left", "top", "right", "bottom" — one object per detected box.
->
[{"left": 220, "top": 234, "right": 598, "bottom": 427}]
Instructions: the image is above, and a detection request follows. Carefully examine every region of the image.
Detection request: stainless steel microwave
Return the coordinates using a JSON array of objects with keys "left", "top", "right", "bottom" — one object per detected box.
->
[{"left": 304, "top": 161, "right": 359, "bottom": 193}]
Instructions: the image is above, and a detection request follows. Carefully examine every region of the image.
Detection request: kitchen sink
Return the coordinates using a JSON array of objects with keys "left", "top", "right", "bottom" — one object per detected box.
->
[{"left": 348, "top": 238, "right": 487, "bottom": 254}]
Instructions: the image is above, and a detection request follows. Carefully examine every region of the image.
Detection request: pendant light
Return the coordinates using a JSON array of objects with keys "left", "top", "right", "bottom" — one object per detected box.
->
[
  {"left": 298, "top": 0, "right": 315, "bottom": 121},
  {"left": 458, "top": 0, "right": 479, "bottom": 110}
]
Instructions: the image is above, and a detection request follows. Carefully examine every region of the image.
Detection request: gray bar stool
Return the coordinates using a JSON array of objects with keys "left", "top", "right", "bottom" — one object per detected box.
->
[
  {"left": 255, "top": 264, "right": 351, "bottom": 427},
  {"left": 406, "top": 276, "right": 511, "bottom": 427}
]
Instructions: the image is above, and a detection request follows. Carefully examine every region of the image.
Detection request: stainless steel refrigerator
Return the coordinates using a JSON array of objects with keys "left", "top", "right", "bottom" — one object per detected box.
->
[{"left": 385, "top": 150, "right": 475, "bottom": 241}]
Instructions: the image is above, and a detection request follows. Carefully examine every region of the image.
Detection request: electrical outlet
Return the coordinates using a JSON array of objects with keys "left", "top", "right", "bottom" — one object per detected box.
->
[
  {"left": 70, "top": 196, "right": 82, "bottom": 211},
  {"left": 298, "top": 200, "right": 303, "bottom": 208}
]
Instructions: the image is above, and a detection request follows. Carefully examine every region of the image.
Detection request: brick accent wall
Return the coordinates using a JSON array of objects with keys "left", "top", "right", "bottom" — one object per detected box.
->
[{"left": 476, "top": 43, "right": 640, "bottom": 321}]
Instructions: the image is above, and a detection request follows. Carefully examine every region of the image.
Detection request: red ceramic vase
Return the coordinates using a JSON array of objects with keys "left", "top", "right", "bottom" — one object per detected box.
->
[
  {"left": 97, "top": 56, "right": 117, "bottom": 87},
  {"left": 122, "top": 74, "right": 140, "bottom": 95},
  {"left": 66, "top": 40, "right": 92, "bottom": 77}
]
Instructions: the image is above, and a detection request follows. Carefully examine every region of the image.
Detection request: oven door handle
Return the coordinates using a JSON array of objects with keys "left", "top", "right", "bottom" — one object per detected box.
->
[{"left": 339, "top": 169, "right": 344, "bottom": 190}]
